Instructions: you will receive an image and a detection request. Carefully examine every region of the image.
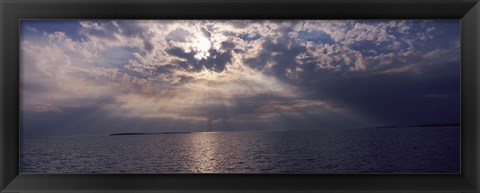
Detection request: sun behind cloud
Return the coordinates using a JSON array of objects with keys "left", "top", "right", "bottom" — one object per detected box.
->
[{"left": 192, "top": 32, "right": 212, "bottom": 60}]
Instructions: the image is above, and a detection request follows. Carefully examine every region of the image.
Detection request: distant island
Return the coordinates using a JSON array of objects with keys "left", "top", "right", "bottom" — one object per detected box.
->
[
  {"left": 108, "top": 122, "right": 460, "bottom": 136},
  {"left": 371, "top": 122, "right": 460, "bottom": 129},
  {"left": 109, "top": 131, "right": 192, "bottom": 136}
]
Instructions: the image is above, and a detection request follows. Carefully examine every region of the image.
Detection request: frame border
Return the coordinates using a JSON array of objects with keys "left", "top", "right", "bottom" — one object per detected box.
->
[{"left": 1, "top": 0, "right": 479, "bottom": 192}]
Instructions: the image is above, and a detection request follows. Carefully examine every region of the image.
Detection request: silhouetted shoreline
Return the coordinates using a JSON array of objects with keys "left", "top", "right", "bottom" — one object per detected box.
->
[
  {"left": 108, "top": 123, "right": 460, "bottom": 136},
  {"left": 370, "top": 122, "right": 460, "bottom": 129}
]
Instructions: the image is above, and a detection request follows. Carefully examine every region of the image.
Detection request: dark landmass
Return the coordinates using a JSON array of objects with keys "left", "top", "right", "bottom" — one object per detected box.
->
[
  {"left": 371, "top": 125, "right": 401, "bottom": 129},
  {"left": 109, "top": 132, "right": 192, "bottom": 136},
  {"left": 371, "top": 122, "right": 460, "bottom": 129},
  {"left": 109, "top": 122, "right": 460, "bottom": 136},
  {"left": 407, "top": 123, "right": 460, "bottom": 128}
]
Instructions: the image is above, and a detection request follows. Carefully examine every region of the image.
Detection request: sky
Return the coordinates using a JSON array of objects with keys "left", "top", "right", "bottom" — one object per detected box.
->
[{"left": 20, "top": 20, "right": 460, "bottom": 137}]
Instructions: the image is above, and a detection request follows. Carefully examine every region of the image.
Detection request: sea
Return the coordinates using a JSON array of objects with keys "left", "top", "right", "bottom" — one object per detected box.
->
[{"left": 20, "top": 127, "right": 460, "bottom": 174}]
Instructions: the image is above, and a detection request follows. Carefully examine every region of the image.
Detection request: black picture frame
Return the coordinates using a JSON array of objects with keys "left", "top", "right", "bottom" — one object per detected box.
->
[{"left": 1, "top": 0, "right": 479, "bottom": 192}]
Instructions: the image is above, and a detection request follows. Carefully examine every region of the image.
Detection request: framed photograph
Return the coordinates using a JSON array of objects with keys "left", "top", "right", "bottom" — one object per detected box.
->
[{"left": 1, "top": 0, "right": 479, "bottom": 192}]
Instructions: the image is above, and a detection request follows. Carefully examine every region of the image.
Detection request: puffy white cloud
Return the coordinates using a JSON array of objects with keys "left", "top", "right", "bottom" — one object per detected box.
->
[{"left": 21, "top": 40, "right": 112, "bottom": 112}]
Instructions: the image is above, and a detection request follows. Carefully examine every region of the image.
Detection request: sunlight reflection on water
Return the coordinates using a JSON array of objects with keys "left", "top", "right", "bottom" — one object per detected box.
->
[{"left": 187, "top": 132, "right": 221, "bottom": 173}]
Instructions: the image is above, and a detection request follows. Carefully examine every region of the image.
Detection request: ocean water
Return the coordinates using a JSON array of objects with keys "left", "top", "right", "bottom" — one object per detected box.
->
[{"left": 20, "top": 127, "right": 460, "bottom": 174}]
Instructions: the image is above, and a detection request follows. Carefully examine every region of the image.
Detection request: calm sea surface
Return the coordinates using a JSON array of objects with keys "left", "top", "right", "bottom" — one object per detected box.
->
[{"left": 20, "top": 127, "right": 460, "bottom": 174}]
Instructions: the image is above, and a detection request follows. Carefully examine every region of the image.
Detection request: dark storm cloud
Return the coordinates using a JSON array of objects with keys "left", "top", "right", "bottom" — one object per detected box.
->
[
  {"left": 221, "top": 41, "right": 236, "bottom": 50},
  {"left": 166, "top": 44, "right": 233, "bottom": 73},
  {"left": 167, "top": 47, "right": 196, "bottom": 61},
  {"left": 203, "top": 48, "right": 233, "bottom": 72},
  {"left": 244, "top": 38, "right": 306, "bottom": 77}
]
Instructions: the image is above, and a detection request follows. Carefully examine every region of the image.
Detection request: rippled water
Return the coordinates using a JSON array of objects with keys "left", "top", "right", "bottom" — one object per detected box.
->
[{"left": 20, "top": 127, "right": 460, "bottom": 173}]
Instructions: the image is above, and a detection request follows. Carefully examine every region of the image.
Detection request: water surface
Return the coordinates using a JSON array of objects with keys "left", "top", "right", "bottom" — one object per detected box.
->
[{"left": 20, "top": 127, "right": 460, "bottom": 173}]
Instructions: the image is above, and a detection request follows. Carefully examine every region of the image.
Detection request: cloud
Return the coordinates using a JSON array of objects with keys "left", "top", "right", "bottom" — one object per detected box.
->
[
  {"left": 297, "top": 42, "right": 366, "bottom": 72},
  {"left": 25, "top": 26, "right": 38, "bottom": 32},
  {"left": 422, "top": 48, "right": 458, "bottom": 60},
  {"left": 20, "top": 20, "right": 460, "bottom": 136},
  {"left": 381, "top": 45, "right": 460, "bottom": 74}
]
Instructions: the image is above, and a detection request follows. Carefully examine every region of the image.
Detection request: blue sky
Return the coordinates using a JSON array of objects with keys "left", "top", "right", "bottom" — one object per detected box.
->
[{"left": 20, "top": 20, "right": 460, "bottom": 136}]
